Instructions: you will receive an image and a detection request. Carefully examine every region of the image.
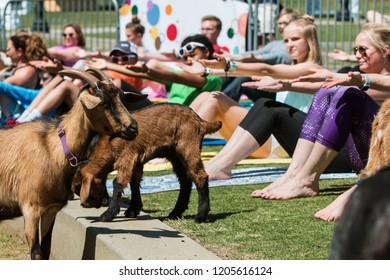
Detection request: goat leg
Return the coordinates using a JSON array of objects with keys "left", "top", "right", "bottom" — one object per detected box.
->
[
  {"left": 101, "top": 179, "right": 110, "bottom": 207},
  {"left": 124, "top": 167, "right": 143, "bottom": 218},
  {"left": 41, "top": 220, "right": 55, "bottom": 260},
  {"left": 40, "top": 208, "right": 59, "bottom": 260},
  {"left": 167, "top": 158, "right": 192, "bottom": 220},
  {"left": 31, "top": 230, "right": 43, "bottom": 260},
  {"left": 195, "top": 185, "right": 210, "bottom": 223},
  {"left": 193, "top": 169, "right": 210, "bottom": 223},
  {"left": 100, "top": 179, "right": 123, "bottom": 222}
]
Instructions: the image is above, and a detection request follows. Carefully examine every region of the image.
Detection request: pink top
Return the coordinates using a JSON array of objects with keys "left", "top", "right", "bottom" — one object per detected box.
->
[{"left": 52, "top": 45, "right": 83, "bottom": 67}]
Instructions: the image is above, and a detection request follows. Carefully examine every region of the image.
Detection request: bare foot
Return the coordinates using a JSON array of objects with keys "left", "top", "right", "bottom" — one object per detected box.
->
[
  {"left": 251, "top": 171, "right": 292, "bottom": 197},
  {"left": 314, "top": 185, "right": 357, "bottom": 222},
  {"left": 204, "top": 161, "right": 232, "bottom": 180},
  {"left": 254, "top": 175, "right": 319, "bottom": 200}
]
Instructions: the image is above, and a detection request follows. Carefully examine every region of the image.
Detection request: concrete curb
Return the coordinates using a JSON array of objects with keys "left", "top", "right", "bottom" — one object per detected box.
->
[{"left": 0, "top": 198, "right": 220, "bottom": 260}]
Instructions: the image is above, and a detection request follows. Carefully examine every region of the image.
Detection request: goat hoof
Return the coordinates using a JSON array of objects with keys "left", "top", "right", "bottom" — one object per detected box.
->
[
  {"left": 166, "top": 213, "right": 182, "bottom": 220},
  {"left": 99, "top": 211, "right": 116, "bottom": 222},
  {"left": 124, "top": 209, "right": 139, "bottom": 218},
  {"left": 81, "top": 202, "right": 93, "bottom": 208},
  {"left": 194, "top": 215, "right": 207, "bottom": 223},
  {"left": 101, "top": 198, "right": 110, "bottom": 207},
  {"left": 68, "top": 192, "right": 75, "bottom": 200}
]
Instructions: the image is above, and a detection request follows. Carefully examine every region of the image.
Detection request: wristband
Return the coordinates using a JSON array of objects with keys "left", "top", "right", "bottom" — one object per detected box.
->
[
  {"left": 229, "top": 61, "right": 237, "bottom": 73},
  {"left": 360, "top": 74, "right": 371, "bottom": 91},
  {"left": 224, "top": 60, "right": 231, "bottom": 76},
  {"left": 201, "top": 67, "right": 209, "bottom": 77}
]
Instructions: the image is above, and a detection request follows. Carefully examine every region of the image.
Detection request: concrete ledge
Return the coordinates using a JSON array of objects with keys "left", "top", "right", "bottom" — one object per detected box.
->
[{"left": 0, "top": 198, "right": 220, "bottom": 260}]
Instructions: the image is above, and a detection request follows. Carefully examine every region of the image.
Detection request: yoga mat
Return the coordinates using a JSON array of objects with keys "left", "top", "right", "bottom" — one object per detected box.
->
[
  {"left": 106, "top": 167, "right": 358, "bottom": 195},
  {"left": 141, "top": 152, "right": 292, "bottom": 172}
]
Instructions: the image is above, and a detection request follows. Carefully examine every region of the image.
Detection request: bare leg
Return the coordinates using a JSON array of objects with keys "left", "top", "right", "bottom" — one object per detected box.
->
[
  {"left": 25, "top": 75, "right": 64, "bottom": 114},
  {"left": 314, "top": 184, "right": 357, "bottom": 222},
  {"left": 35, "top": 80, "right": 79, "bottom": 115},
  {"left": 205, "top": 126, "right": 262, "bottom": 180},
  {"left": 191, "top": 91, "right": 271, "bottom": 158},
  {"left": 252, "top": 138, "right": 315, "bottom": 197},
  {"left": 255, "top": 140, "right": 339, "bottom": 200}
]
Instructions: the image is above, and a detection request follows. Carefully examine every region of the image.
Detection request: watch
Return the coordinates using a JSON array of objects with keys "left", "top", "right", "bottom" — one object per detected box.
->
[{"left": 360, "top": 74, "right": 371, "bottom": 91}]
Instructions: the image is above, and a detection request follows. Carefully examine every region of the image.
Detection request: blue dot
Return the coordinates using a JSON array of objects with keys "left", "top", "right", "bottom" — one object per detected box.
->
[{"left": 147, "top": 4, "right": 160, "bottom": 26}]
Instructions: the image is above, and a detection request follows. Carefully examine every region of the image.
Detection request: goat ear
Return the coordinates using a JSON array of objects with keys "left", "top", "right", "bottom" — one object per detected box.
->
[
  {"left": 79, "top": 176, "right": 93, "bottom": 204},
  {"left": 79, "top": 92, "right": 102, "bottom": 109}
]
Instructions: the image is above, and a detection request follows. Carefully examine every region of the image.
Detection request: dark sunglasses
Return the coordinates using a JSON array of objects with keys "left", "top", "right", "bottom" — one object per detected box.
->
[
  {"left": 177, "top": 42, "right": 206, "bottom": 57},
  {"left": 353, "top": 46, "right": 369, "bottom": 56},
  {"left": 62, "top": 33, "right": 74, "bottom": 38},
  {"left": 110, "top": 54, "right": 137, "bottom": 63}
]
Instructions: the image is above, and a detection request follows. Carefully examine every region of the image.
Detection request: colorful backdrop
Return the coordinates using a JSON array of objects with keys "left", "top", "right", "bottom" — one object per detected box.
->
[{"left": 119, "top": 0, "right": 248, "bottom": 55}]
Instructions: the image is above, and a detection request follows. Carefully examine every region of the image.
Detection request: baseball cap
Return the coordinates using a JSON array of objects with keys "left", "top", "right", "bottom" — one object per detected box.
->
[{"left": 109, "top": 41, "right": 138, "bottom": 56}]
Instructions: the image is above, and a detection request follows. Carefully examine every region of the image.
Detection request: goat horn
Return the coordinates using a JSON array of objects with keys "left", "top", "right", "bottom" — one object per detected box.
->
[
  {"left": 58, "top": 69, "right": 99, "bottom": 87},
  {"left": 86, "top": 68, "right": 111, "bottom": 81}
]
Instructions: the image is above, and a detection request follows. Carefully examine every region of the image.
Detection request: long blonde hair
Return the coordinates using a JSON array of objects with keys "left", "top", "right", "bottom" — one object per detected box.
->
[{"left": 287, "top": 15, "right": 322, "bottom": 65}]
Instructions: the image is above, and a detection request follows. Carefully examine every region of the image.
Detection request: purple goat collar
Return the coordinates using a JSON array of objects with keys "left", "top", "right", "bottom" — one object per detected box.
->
[{"left": 58, "top": 124, "right": 87, "bottom": 167}]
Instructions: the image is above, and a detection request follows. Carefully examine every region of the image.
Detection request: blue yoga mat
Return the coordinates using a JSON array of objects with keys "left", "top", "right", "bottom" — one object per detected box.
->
[{"left": 202, "top": 138, "right": 226, "bottom": 146}]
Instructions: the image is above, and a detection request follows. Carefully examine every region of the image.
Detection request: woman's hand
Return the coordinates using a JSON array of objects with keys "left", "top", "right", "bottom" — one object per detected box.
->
[
  {"left": 82, "top": 58, "right": 107, "bottom": 70},
  {"left": 292, "top": 67, "right": 334, "bottom": 83},
  {"left": 328, "top": 49, "right": 352, "bottom": 61},
  {"left": 323, "top": 71, "right": 363, "bottom": 89},
  {"left": 242, "top": 76, "right": 290, "bottom": 92},
  {"left": 30, "top": 57, "right": 64, "bottom": 74},
  {"left": 126, "top": 62, "right": 149, "bottom": 73},
  {"left": 198, "top": 53, "right": 227, "bottom": 69},
  {"left": 176, "top": 58, "right": 204, "bottom": 75}
]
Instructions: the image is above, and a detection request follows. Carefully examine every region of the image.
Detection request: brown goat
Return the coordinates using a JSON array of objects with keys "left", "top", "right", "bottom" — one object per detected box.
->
[
  {"left": 0, "top": 68, "right": 142, "bottom": 260},
  {"left": 72, "top": 103, "right": 222, "bottom": 223},
  {"left": 359, "top": 98, "right": 390, "bottom": 178}
]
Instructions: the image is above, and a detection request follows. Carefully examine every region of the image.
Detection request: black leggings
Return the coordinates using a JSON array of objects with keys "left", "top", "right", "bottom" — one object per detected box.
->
[{"left": 239, "top": 98, "right": 353, "bottom": 173}]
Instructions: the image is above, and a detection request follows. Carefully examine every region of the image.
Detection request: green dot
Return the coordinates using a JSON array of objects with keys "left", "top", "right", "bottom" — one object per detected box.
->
[{"left": 132, "top": 5, "right": 138, "bottom": 15}]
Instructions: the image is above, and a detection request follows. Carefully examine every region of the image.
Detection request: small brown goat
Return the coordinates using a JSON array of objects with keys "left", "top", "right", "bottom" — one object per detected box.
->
[
  {"left": 0, "top": 68, "right": 142, "bottom": 260},
  {"left": 72, "top": 103, "right": 222, "bottom": 223}
]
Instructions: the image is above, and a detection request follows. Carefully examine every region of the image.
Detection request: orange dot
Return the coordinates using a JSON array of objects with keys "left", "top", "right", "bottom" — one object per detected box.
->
[
  {"left": 119, "top": 4, "right": 130, "bottom": 16},
  {"left": 165, "top": 5, "right": 172, "bottom": 15}
]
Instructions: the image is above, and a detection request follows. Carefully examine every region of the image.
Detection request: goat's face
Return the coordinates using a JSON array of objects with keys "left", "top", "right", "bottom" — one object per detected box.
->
[
  {"left": 72, "top": 170, "right": 106, "bottom": 208},
  {"left": 80, "top": 81, "right": 138, "bottom": 141}
]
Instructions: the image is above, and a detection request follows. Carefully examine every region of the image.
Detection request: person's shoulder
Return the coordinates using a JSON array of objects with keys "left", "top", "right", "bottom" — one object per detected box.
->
[{"left": 213, "top": 44, "right": 230, "bottom": 54}]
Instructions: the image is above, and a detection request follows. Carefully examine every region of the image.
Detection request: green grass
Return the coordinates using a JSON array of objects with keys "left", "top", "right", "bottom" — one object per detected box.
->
[{"left": 137, "top": 177, "right": 355, "bottom": 260}]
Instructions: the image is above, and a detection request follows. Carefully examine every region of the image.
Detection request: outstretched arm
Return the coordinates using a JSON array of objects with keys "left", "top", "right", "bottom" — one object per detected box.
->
[
  {"left": 127, "top": 59, "right": 209, "bottom": 89},
  {"left": 198, "top": 53, "right": 323, "bottom": 79},
  {"left": 324, "top": 72, "right": 390, "bottom": 103},
  {"left": 242, "top": 76, "right": 324, "bottom": 94}
]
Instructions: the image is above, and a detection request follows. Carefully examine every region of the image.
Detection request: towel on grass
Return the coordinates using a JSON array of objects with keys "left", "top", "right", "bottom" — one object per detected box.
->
[{"left": 106, "top": 167, "right": 358, "bottom": 195}]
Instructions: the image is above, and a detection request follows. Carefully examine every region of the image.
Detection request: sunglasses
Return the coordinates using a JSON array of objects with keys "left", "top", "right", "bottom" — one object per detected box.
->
[
  {"left": 62, "top": 33, "right": 74, "bottom": 38},
  {"left": 353, "top": 46, "right": 369, "bottom": 56},
  {"left": 177, "top": 42, "right": 206, "bottom": 57},
  {"left": 110, "top": 54, "right": 137, "bottom": 63}
]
